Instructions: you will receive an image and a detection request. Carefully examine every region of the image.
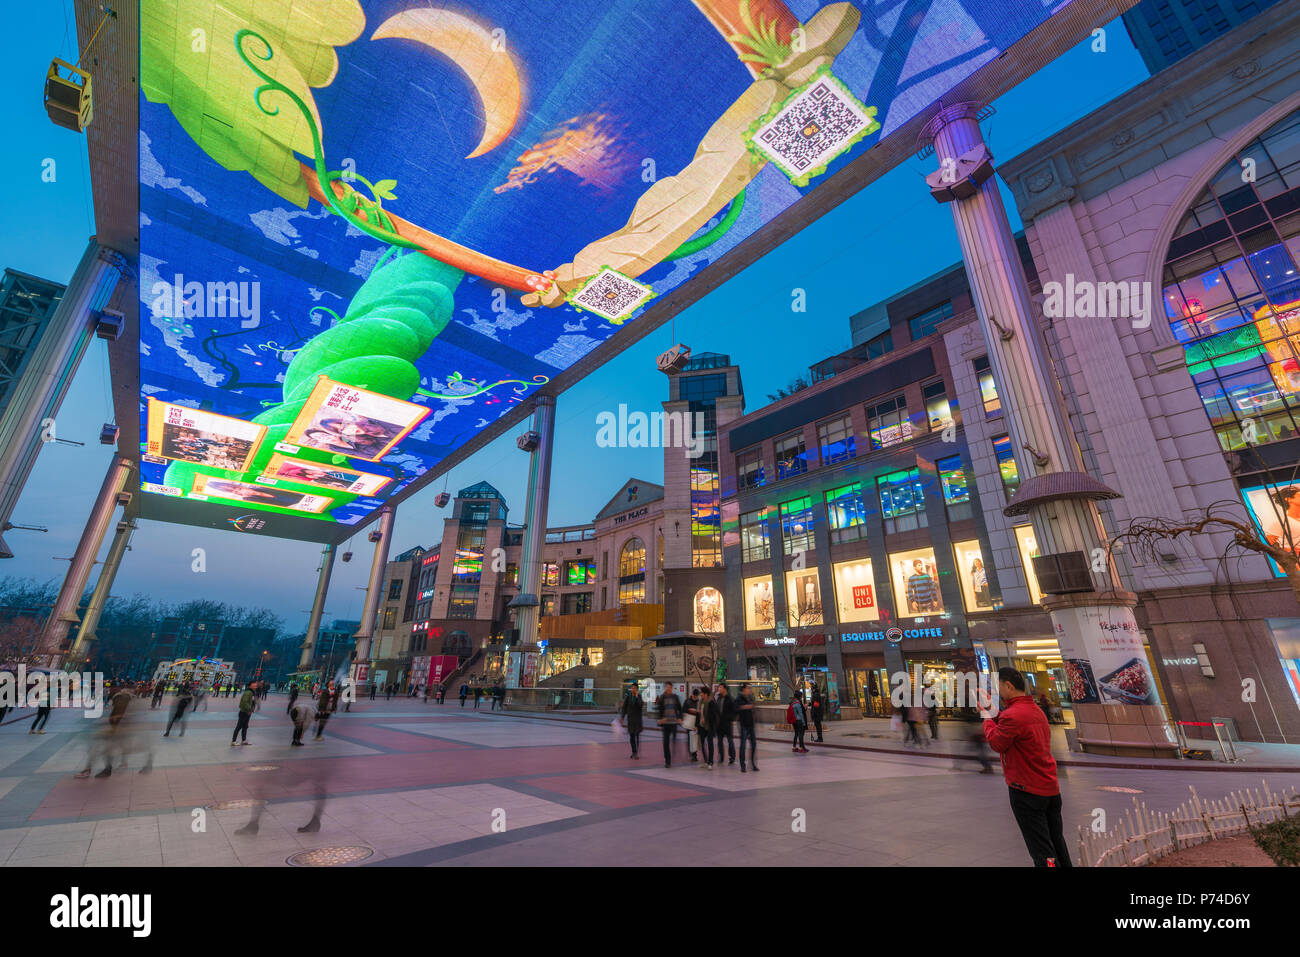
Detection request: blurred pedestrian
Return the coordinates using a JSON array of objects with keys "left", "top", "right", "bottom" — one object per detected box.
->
[
  {"left": 620, "top": 686, "right": 644, "bottom": 759},
  {"left": 164, "top": 683, "right": 192, "bottom": 737},
  {"left": 714, "top": 683, "right": 736, "bottom": 765},
  {"left": 314, "top": 684, "right": 333, "bottom": 740},
  {"left": 810, "top": 689, "right": 825, "bottom": 742},
  {"left": 287, "top": 683, "right": 299, "bottom": 715},
  {"left": 29, "top": 683, "right": 51, "bottom": 734},
  {"left": 231, "top": 684, "right": 255, "bottom": 746},
  {"left": 699, "top": 686, "right": 716, "bottom": 768},
  {"left": 735, "top": 682, "right": 759, "bottom": 772},
  {"left": 683, "top": 686, "right": 701, "bottom": 763},
  {"left": 655, "top": 681, "right": 683, "bottom": 768},
  {"left": 459, "top": 683, "right": 468, "bottom": 708},
  {"left": 787, "top": 693, "right": 807, "bottom": 753}
]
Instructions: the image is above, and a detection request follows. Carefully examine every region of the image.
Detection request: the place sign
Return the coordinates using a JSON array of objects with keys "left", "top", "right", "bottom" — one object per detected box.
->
[{"left": 613, "top": 507, "right": 648, "bottom": 526}]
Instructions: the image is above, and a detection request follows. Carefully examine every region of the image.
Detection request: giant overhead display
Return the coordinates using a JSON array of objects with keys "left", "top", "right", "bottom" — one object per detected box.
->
[{"left": 136, "top": 0, "right": 1086, "bottom": 542}]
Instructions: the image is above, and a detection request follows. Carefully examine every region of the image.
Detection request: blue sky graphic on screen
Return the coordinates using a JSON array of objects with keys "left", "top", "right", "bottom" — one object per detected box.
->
[{"left": 137, "top": 0, "right": 1072, "bottom": 537}]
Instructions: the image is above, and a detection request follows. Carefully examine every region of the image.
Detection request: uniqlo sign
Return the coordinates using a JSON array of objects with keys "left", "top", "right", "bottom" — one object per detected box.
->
[{"left": 852, "top": 585, "right": 874, "bottom": 609}]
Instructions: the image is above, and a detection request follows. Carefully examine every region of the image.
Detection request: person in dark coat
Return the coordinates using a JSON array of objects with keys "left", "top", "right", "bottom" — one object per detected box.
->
[
  {"left": 619, "top": 688, "right": 644, "bottom": 758},
  {"left": 314, "top": 685, "right": 333, "bottom": 740},
  {"left": 459, "top": 683, "right": 469, "bottom": 708},
  {"left": 714, "top": 683, "right": 736, "bottom": 765},
  {"left": 286, "top": 683, "right": 299, "bottom": 715},
  {"left": 810, "top": 690, "right": 825, "bottom": 742},
  {"left": 655, "top": 682, "right": 683, "bottom": 768}
]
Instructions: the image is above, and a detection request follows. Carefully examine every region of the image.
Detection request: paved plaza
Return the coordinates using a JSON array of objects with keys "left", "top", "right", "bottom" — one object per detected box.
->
[{"left": 1, "top": 696, "right": 1295, "bottom": 867}]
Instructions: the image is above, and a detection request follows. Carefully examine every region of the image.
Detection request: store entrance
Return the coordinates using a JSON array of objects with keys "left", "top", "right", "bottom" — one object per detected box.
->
[
  {"left": 844, "top": 655, "right": 890, "bottom": 717},
  {"left": 796, "top": 666, "right": 840, "bottom": 718}
]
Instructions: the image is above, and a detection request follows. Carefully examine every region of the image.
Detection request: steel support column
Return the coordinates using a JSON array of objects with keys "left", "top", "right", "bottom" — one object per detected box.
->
[
  {"left": 300, "top": 543, "right": 336, "bottom": 671},
  {"left": 68, "top": 517, "right": 134, "bottom": 666},
  {"left": 508, "top": 396, "right": 557, "bottom": 672},
  {"left": 352, "top": 506, "right": 395, "bottom": 686}
]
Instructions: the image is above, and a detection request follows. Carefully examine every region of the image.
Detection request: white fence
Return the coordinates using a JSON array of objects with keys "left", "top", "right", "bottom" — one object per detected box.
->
[{"left": 1078, "top": 780, "right": 1300, "bottom": 867}]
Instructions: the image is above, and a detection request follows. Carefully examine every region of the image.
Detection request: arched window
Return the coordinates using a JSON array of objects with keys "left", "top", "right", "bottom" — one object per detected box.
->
[
  {"left": 618, "top": 538, "right": 646, "bottom": 603},
  {"left": 1163, "top": 109, "right": 1300, "bottom": 452},
  {"left": 693, "top": 587, "right": 724, "bottom": 633}
]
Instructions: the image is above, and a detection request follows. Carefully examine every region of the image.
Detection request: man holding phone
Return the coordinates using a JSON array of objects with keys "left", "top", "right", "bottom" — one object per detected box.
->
[{"left": 980, "top": 667, "right": 1071, "bottom": 867}]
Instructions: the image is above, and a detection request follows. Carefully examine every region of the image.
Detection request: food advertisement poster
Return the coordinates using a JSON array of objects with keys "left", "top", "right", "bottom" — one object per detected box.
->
[{"left": 1053, "top": 605, "right": 1157, "bottom": 706}]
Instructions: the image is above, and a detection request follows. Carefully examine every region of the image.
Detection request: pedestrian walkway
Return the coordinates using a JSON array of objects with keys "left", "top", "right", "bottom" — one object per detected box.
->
[{"left": 0, "top": 696, "right": 1293, "bottom": 867}]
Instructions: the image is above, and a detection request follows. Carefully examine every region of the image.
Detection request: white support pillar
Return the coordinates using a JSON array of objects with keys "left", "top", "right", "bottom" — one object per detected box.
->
[
  {"left": 38, "top": 455, "right": 133, "bottom": 665},
  {"left": 0, "top": 241, "right": 126, "bottom": 559},
  {"left": 68, "top": 517, "right": 135, "bottom": 666},
  {"left": 507, "top": 396, "right": 556, "bottom": 680},
  {"left": 921, "top": 103, "right": 1172, "bottom": 757},
  {"left": 352, "top": 506, "right": 395, "bottom": 687},
  {"left": 300, "top": 543, "right": 335, "bottom": 671}
]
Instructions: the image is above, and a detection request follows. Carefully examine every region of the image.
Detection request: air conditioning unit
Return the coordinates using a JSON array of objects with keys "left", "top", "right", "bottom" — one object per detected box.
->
[
  {"left": 434, "top": 492, "right": 450, "bottom": 508},
  {"left": 93, "top": 308, "right": 124, "bottom": 341},
  {"left": 517, "top": 431, "right": 540, "bottom": 452},
  {"left": 367, "top": 529, "right": 383, "bottom": 543},
  {"left": 1032, "top": 551, "right": 1095, "bottom": 595},
  {"left": 656, "top": 343, "right": 691, "bottom": 375},
  {"left": 342, "top": 551, "right": 354, "bottom": 563},
  {"left": 45, "top": 59, "right": 93, "bottom": 133},
  {"left": 99, "top": 423, "right": 119, "bottom": 445}
]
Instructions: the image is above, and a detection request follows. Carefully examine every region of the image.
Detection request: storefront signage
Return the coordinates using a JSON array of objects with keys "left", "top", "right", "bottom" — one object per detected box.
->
[
  {"left": 852, "top": 585, "right": 874, "bottom": 609},
  {"left": 841, "top": 626, "right": 943, "bottom": 643},
  {"left": 613, "top": 507, "right": 648, "bottom": 526},
  {"left": 1162, "top": 656, "right": 1200, "bottom": 666},
  {"left": 763, "top": 636, "right": 795, "bottom": 646}
]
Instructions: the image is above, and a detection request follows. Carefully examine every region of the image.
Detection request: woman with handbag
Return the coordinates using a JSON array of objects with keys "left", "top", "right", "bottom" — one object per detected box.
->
[
  {"left": 620, "top": 687, "right": 644, "bottom": 759},
  {"left": 682, "top": 687, "right": 701, "bottom": 763}
]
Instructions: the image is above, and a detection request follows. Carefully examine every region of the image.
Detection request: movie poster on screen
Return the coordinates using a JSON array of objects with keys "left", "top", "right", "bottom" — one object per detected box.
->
[
  {"left": 1053, "top": 605, "right": 1157, "bottom": 706},
  {"left": 146, "top": 398, "right": 266, "bottom": 471},
  {"left": 286, "top": 379, "right": 430, "bottom": 462},
  {"left": 259, "top": 453, "right": 392, "bottom": 496},
  {"left": 1240, "top": 484, "right": 1300, "bottom": 577},
  {"left": 190, "top": 474, "right": 331, "bottom": 513}
]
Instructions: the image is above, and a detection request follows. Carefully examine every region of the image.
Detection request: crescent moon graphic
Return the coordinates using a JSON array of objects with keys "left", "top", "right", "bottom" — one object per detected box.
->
[{"left": 372, "top": 9, "right": 522, "bottom": 160}]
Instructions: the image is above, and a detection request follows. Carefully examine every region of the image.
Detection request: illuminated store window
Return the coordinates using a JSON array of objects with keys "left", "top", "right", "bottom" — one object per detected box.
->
[
  {"left": 691, "top": 464, "right": 722, "bottom": 567},
  {"left": 867, "top": 395, "right": 913, "bottom": 449},
  {"left": 1014, "top": 525, "right": 1044, "bottom": 604},
  {"left": 780, "top": 495, "right": 815, "bottom": 555},
  {"left": 937, "top": 454, "right": 972, "bottom": 522},
  {"left": 1164, "top": 108, "right": 1300, "bottom": 451},
  {"left": 381, "top": 607, "right": 397, "bottom": 630},
  {"left": 542, "top": 561, "right": 560, "bottom": 587},
  {"left": 505, "top": 562, "right": 518, "bottom": 586},
  {"left": 952, "top": 539, "right": 995, "bottom": 612},
  {"left": 825, "top": 482, "right": 866, "bottom": 544},
  {"left": 740, "top": 508, "right": 770, "bottom": 563},
  {"left": 775, "top": 432, "right": 808, "bottom": 480},
  {"left": 878, "top": 468, "right": 927, "bottom": 534},
  {"left": 561, "top": 592, "right": 593, "bottom": 615},
  {"left": 736, "top": 447, "right": 765, "bottom": 490},
  {"left": 618, "top": 538, "right": 646, "bottom": 603},
  {"left": 817, "top": 414, "right": 856, "bottom": 465},
  {"left": 565, "top": 559, "right": 596, "bottom": 585},
  {"left": 785, "top": 569, "right": 824, "bottom": 627},
  {"left": 973, "top": 356, "right": 1002, "bottom": 418},
  {"left": 889, "top": 547, "right": 943, "bottom": 618},
  {"left": 993, "top": 433, "right": 1020, "bottom": 499},
  {"left": 833, "top": 559, "right": 880, "bottom": 623},
  {"left": 743, "top": 575, "right": 775, "bottom": 630},
  {"left": 541, "top": 595, "right": 556, "bottom": 616},
  {"left": 694, "top": 587, "right": 725, "bottom": 633},
  {"left": 922, "top": 380, "right": 954, "bottom": 432},
  {"left": 448, "top": 585, "right": 477, "bottom": 619}
]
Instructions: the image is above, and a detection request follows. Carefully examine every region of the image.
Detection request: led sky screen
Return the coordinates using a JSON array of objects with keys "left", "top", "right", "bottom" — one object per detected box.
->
[{"left": 138, "top": 0, "right": 1076, "bottom": 537}]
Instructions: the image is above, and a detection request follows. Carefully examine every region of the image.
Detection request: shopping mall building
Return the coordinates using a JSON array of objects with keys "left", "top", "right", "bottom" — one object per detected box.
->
[{"left": 661, "top": 1, "right": 1300, "bottom": 744}]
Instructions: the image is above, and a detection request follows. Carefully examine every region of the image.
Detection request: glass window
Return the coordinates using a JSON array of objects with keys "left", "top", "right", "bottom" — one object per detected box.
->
[
  {"left": 923, "top": 380, "right": 954, "bottom": 433},
  {"left": 973, "top": 356, "right": 1002, "bottom": 418},
  {"left": 693, "top": 587, "right": 725, "bottom": 633},
  {"left": 565, "top": 559, "right": 596, "bottom": 585},
  {"left": 775, "top": 432, "right": 808, "bottom": 480},
  {"left": 866, "top": 395, "right": 914, "bottom": 449},
  {"left": 889, "top": 548, "right": 943, "bottom": 618},
  {"left": 780, "top": 495, "right": 815, "bottom": 556},
  {"left": 743, "top": 575, "right": 775, "bottom": 630},
  {"left": 736, "top": 447, "right": 765, "bottom": 490},
  {"left": 381, "top": 607, "right": 397, "bottom": 630},
  {"left": 1014, "top": 525, "right": 1043, "bottom": 605},
  {"left": 561, "top": 592, "right": 593, "bottom": 615},
  {"left": 542, "top": 561, "right": 560, "bottom": 587},
  {"left": 448, "top": 584, "right": 478, "bottom": 619},
  {"left": 817, "top": 414, "right": 856, "bottom": 465},
  {"left": 618, "top": 539, "right": 646, "bottom": 603},
  {"left": 832, "top": 559, "right": 880, "bottom": 624},
  {"left": 993, "top": 434, "right": 1021, "bottom": 499},
  {"left": 387, "top": 579, "right": 403, "bottom": 600},
  {"left": 740, "top": 508, "right": 770, "bottom": 563},
  {"left": 785, "top": 569, "right": 824, "bottom": 627},
  {"left": 952, "top": 539, "right": 994, "bottom": 612},
  {"left": 540, "top": 595, "right": 556, "bottom": 616},
  {"left": 937, "top": 454, "right": 972, "bottom": 522},
  {"left": 907, "top": 301, "right": 954, "bottom": 341},
  {"left": 505, "top": 562, "right": 518, "bottom": 586},
  {"left": 691, "top": 463, "right": 722, "bottom": 568},
  {"left": 878, "top": 468, "right": 927, "bottom": 534},
  {"left": 825, "top": 482, "right": 866, "bottom": 544}
]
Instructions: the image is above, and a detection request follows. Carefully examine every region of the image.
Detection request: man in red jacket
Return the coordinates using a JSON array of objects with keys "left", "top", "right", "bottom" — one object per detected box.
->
[{"left": 982, "top": 667, "right": 1071, "bottom": 867}]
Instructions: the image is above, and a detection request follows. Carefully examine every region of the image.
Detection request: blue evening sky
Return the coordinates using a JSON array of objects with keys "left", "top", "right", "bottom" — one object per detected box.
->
[{"left": 0, "top": 3, "right": 1149, "bottom": 628}]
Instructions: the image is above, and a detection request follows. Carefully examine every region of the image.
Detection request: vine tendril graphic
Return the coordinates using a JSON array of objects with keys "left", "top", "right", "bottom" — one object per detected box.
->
[
  {"left": 416, "top": 372, "right": 551, "bottom": 401},
  {"left": 235, "top": 29, "right": 423, "bottom": 251}
]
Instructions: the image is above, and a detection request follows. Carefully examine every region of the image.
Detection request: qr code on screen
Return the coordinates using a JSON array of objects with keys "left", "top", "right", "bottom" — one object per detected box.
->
[
  {"left": 568, "top": 268, "right": 653, "bottom": 323},
  {"left": 749, "top": 71, "right": 877, "bottom": 186}
]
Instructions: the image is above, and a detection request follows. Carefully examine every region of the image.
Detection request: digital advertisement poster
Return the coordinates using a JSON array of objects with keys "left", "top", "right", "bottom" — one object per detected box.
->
[
  {"left": 286, "top": 379, "right": 431, "bottom": 463},
  {"left": 145, "top": 398, "right": 266, "bottom": 471}
]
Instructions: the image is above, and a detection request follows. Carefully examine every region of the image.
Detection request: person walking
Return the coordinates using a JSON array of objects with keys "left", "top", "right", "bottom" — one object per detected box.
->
[
  {"left": 788, "top": 693, "right": 807, "bottom": 753},
  {"left": 698, "top": 686, "right": 716, "bottom": 768},
  {"left": 231, "top": 684, "right": 255, "bottom": 746},
  {"left": 386, "top": 682, "right": 394, "bottom": 701},
  {"left": 473, "top": 685, "right": 483, "bottom": 710},
  {"left": 314, "top": 685, "right": 333, "bottom": 740},
  {"left": 655, "top": 682, "right": 683, "bottom": 768},
  {"left": 982, "top": 667, "right": 1071, "bottom": 867},
  {"left": 903, "top": 704, "right": 926, "bottom": 748},
  {"left": 714, "top": 683, "right": 736, "bottom": 765},
  {"left": 286, "top": 683, "right": 299, "bottom": 715},
  {"left": 289, "top": 698, "right": 311, "bottom": 746},
  {"left": 620, "top": 687, "right": 644, "bottom": 759},
  {"left": 682, "top": 687, "right": 701, "bottom": 763},
  {"left": 810, "top": 690, "right": 825, "bottom": 743},
  {"left": 495, "top": 684, "right": 506, "bottom": 711},
  {"left": 151, "top": 682, "right": 165, "bottom": 710},
  {"left": 29, "top": 683, "right": 52, "bottom": 734},
  {"left": 163, "top": 683, "right": 193, "bottom": 737},
  {"left": 459, "top": 683, "right": 469, "bottom": 708},
  {"left": 735, "top": 683, "right": 759, "bottom": 772},
  {"left": 928, "top": 699, "right": 940, "bottom": 741},
  {"left": 423, "top": 683, "right": 431, "bottom": 705},
  {"left": 437, "top": 684, "right": 446, "bottom": 705},
  {"left": 369, "top": 682, "right": 377, "bottom": 701}
]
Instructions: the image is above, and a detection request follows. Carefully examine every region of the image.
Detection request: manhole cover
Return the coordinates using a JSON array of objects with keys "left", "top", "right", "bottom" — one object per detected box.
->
[
  {"left": 1097, "top": 785, "right": 1144, "bottom": 794},
  {"left": 206, "top": 799, "right": 267, "bottom": 810},
  {"left": 242, "top": 765, "right": 280, "bottom": 772},
  {"left": 287, "top": 845, "right": 374, "bottom": 867}
]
